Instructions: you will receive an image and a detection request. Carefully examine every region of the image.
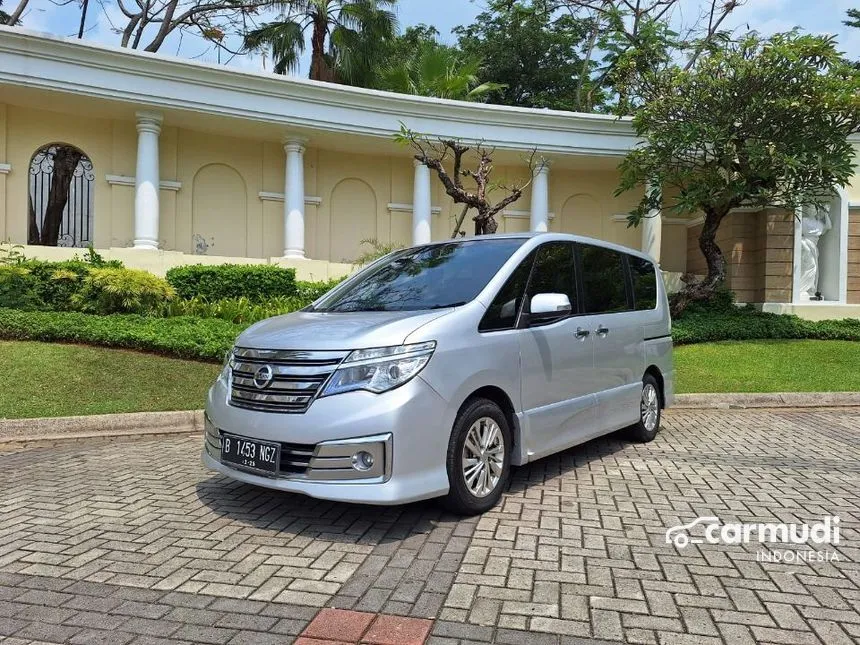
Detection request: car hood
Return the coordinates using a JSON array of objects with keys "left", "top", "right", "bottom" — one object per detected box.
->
[{"left": 235, "top": 309, "right": 454, "bottom": 351}]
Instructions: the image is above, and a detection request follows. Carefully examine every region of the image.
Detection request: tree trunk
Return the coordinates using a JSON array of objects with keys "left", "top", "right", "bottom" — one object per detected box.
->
[
  {"left": 473, "top": 211, "right": 498, "bottom": 235},
  {"left": 3, "top": 0, "right": 29, "bottom": 25},
  {"left": 669, "top": 205, "right": 730, "bottom": 317},
  {"left": 309, "top": 15, "right": 330, "bottom": 81},
  {"left": 27, "top": 194, "right": 39, "bottom": 244},
  {"left": 77, "top": 0, "right": 89, "bottom": 38},
  {"left": 39, "top": 146, "right": 82, "bottom": 247},
  {"left": 451, "top": 205, "right": 470, "bottom": 238}
]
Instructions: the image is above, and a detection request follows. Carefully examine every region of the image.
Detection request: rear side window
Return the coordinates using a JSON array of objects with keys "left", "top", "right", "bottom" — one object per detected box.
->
[
  {"left": 629, "top": 256, "right": 657, "bottom": 310},
  {"left": 579, "top": 244, "right": 630, "bottom": 314},
  {"left": 479, "top": 252, "right": 535, "bottom": 332},
  {"left": 525, "top": 242, "right": 576, "bottom": 314}
]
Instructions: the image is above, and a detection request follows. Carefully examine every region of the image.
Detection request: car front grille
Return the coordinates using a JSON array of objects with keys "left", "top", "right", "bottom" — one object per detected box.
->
[
  {"left": 229, "top": 348, "right": 348, "bottom": 414},
  {"left": 279, "top": 442, "right": 316, "bottom": 475}
]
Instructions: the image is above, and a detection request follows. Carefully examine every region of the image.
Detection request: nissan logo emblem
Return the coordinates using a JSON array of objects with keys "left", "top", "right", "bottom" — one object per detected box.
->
[{"left": 253, "top": 365, "right": 274, "bottom": 389}]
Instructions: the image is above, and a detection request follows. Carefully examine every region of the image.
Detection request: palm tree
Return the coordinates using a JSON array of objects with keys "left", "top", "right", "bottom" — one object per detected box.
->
[
  {"left": 377, "top": 40, "right": 505, "bottom": 101},
  {"left": 243, "top": 0, "right": 397, "bottom": 84}
]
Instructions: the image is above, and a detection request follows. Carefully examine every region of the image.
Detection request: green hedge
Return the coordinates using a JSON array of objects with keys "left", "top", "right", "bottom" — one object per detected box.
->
[
  {"left": 0, "top": 259, "right": 176, "bottom": 315},
  {"left": 0, "top": 308, "right": 242, "bottom": 362},
  {"left": 673, "top": 308, "right": 860, "bottom": 345},
  {"left": 1, "top": 301, "right": 858, "bottom": 365},
  {"left": 166, "top": 264, "right": 298, "bottom": 301}
]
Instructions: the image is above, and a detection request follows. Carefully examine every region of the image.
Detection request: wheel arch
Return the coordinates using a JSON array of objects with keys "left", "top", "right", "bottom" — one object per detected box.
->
[
  {"left": 644, "top": 365, "right": 665, "bottom": 409},
  {"left": 458, "top": 385, "right": 522, "bottom": 464}
]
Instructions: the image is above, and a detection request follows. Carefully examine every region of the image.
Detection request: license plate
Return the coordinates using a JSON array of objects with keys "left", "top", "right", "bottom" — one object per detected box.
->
[{"left": 220, "top": 433, "right": 280, "bottom": 475}]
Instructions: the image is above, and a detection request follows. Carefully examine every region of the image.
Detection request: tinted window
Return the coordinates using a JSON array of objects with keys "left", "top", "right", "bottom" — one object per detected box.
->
[
  {"left": 479, "top": 252, "right": 535, "bottom": 332},
  {"left": 314, "top": 238, "right": 526, "bottom": 312},
  {"left": 579, "top": 244, "right": 629, "bottom": 314},
  {"left": 525, "top": 242, "right": 576, "bottom": 314},
  {"left": 629, "top": 256, "right": 657, "bottom": 310}
]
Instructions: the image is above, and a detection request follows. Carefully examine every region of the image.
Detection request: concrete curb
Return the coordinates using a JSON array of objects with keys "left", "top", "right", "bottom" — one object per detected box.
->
[
  {"left": 673, "top": 392, "right": 860, "bottom": 409},
  {"left": 0, "top": 409, "right": 203, "bottom": 444},
  {"left": 2, "top": 393, "right": 859, "bottom": 444}
]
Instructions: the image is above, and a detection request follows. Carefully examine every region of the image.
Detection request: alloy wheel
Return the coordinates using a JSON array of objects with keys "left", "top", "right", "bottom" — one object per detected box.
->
[
  {"left": 641, "top": 383, "right": 660, "bottom": 431},
  {"left": 461, "top": 416, "right": 505, "bottom": 498}
]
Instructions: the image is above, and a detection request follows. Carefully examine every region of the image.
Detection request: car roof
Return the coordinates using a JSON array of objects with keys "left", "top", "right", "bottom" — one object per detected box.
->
[{"left": 412, "top": 232, "right": 655, "bottom": 263}]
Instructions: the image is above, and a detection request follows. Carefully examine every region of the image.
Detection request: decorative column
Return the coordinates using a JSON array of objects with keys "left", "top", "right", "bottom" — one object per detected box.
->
[
  {"left": 283, "top": 136, "right": 307, "bottom": 258},
  {"left": 530, "top": 162, "right": 550, "bottom": 233},
  {"left": 133, "top": 111, "right": 163, "bottom": 250},
  {"left": 641, "top": 180, "right": 662, "bottom": 262},
  {"left": 412, "top": 160, "right": 432, "bottom": 245}
]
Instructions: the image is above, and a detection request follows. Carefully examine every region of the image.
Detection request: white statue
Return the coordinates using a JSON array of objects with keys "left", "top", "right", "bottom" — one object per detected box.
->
[{"left": 798, "top": 205, "right": 832, "bottom": 300}]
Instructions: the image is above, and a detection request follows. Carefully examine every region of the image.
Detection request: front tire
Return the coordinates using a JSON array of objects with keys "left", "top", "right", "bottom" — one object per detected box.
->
[
  {"left": 626, "top": 374, "right": 662, "bottom": 443},
  {"left": 442, "top": 398, "right": 511, "bottom": 515}
]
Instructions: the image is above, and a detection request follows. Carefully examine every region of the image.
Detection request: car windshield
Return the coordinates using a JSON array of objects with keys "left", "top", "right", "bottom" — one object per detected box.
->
[{"left": 312, "top": 238, "right": 527, "bottom": 312}]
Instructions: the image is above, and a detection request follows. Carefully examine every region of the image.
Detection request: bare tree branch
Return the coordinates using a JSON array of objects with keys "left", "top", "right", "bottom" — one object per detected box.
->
[{"left": 398, "top": 126, "right": 540, "bottom": 236}]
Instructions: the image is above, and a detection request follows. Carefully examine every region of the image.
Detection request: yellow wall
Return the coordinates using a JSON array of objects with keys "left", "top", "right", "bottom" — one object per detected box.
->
[{"left": 0, "top": 102, "right": 685, "bottom": 274}]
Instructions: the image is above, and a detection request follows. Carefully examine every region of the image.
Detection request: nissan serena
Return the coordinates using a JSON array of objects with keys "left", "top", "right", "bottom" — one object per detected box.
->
[{"left": 202, "top": 233, "right": 674, "bottom": 514}]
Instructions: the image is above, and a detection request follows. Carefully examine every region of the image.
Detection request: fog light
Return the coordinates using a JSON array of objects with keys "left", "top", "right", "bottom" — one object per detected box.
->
[{"left": 352, "top": 451, "right": 374, "bottom": 471}]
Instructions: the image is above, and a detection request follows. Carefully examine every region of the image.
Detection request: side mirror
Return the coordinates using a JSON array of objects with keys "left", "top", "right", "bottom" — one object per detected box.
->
[{"left": 528, "top": 293, "right": 572, "bottom": 324}]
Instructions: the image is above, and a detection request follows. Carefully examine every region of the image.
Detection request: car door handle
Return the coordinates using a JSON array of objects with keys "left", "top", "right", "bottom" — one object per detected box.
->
[
  {"left": 574, "top": 327, "right": 590, "bottom": 339},
  {"left": 596, "top": 325, "right": 610, "bottom": 337}
]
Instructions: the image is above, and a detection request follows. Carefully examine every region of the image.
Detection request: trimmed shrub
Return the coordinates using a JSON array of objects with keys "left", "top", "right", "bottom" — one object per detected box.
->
[
  {"left": 20, "top": 260, "right": 91, "bottom": 311},
  {"left": 0, "top": 266, "right": 43, "bottom": 310},
  {"left": 73, "top": 268, "right": 176, "bottom": 315},
  {"left": 294, "top": 277, "right": 346, "bottom": 302},
  {"left": 160, "top": 295, "right": 311, "bottom": 325},
  {"left": 0, "top": 308, "right": 241, "bottom": 362},
  {"left": 672, "top": 308, "right": 860, "bottom": 345},
  {"left": 166, "top": 264, "right": 297, "bottom": 301}
]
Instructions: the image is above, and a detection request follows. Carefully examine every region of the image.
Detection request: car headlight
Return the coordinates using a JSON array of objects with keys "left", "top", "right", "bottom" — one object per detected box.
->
[{"left": 320, "top": 341, "right": 436, "bottom": 397}]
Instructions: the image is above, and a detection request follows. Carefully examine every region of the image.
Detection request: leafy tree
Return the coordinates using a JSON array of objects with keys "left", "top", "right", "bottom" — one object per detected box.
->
[
  {"left": 845, "top": 7, "right": 860, "bottom": 29},
  {"left": 243, "top": 0, "right": 397, "bottom": 83},
  {"left": 617, "top": 32, "right": 860, "bottom": 315},
  {"left": 454, "top": 0, "right": 600, "bottom": 111},
  {"left": 532, "top": 0, "right": 743, "bottom": 114},
  {"left": 373, "top": 26, "right": 504, "bottom": 101}
]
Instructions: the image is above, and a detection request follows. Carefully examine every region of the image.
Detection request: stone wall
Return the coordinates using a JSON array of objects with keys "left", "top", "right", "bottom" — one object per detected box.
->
[
  {"left": 685, "top": 209, "right": 794, "bottom": 304},
  {"left": 850, "top": 210, "right": 860, "bottom": 305}
]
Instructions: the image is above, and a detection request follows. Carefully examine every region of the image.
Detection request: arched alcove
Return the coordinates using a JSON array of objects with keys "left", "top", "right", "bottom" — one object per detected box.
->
[
  {"left": 28, "top": 143, "right": 94, "bottom": 247},
  {"left": 560, "top": 193, "right": 603, "bottom": 239},
  {"left": 329, "top": 178, "right": 377, "bottom": 262},
  {"left": 191, "top": 164, "right": 247, "bottom": 257}
]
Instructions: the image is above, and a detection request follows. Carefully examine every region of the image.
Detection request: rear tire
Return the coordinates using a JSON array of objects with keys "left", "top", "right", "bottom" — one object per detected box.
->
[
  {"left": 626, "top": 374, "right": 662, "bottom": 443},
  {"left": 441, "top": 398, "right": 511, "bottom": 516}
]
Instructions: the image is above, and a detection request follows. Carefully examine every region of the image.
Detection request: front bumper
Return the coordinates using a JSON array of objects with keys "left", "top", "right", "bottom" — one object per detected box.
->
[{"left": 202, "top": 374, "right": 452, "bottom": 505}]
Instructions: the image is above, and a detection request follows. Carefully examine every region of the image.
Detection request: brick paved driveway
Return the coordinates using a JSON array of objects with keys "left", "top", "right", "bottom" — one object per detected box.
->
[{"left": 0, "top": 407, "right": 858, "bottom": 645}]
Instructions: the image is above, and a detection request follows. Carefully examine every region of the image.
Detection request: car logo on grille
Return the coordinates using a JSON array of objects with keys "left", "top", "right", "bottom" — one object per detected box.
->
[{"left": 253, "top": 365, "right": 274, "bottom": 389}]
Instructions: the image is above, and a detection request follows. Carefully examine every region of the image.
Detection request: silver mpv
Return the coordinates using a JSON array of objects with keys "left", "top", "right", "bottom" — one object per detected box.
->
[{"left": 203, "top": 233, "right": 674, "bottom": 514}]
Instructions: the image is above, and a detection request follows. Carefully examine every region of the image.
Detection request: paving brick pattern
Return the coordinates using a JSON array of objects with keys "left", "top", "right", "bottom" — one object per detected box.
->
[{"left": 0, "top": 407, "right": 857, "bottom": 644}]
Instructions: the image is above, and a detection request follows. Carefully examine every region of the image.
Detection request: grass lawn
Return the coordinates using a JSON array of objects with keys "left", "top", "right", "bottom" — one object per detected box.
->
[
  {"left": 0, "top": 340, "right": 220, "bottom": 419},
  {"left": 1, "top": 339, "right": 858, "bottom": 418},
  {"left": 675, "top": 339, "right": 860, "bottom": 393}
]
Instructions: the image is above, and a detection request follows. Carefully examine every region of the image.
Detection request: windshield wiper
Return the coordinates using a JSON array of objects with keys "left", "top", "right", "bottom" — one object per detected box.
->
[{"left": 428, "top": 302, "right": 467, "bottom": 309}]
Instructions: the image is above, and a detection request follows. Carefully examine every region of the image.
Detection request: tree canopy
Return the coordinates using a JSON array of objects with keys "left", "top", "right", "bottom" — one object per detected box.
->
[
  {"left": 454, "top": 0, "right": 601, "bottom": 111},
  {"left": 370, "top": 26, "right": 505, "bottom": 101},
  {"left": 617, "top": 31, "right": 860, "bottom": 313},
  {"left": 243, "top": 0, "right": 397, "bottom": 82}
]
